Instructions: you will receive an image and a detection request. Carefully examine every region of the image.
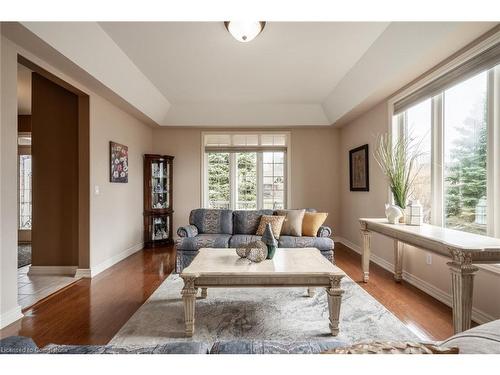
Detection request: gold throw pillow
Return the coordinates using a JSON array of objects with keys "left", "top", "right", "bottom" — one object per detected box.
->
[
  {"left": 302, "top": 212, "right": 328, "bottom": 237},
  {"left": 256, "top": 215, "right": 285, "bottom": 239}
]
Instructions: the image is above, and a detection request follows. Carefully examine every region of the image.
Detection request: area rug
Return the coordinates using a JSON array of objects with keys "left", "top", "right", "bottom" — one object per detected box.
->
[
  {"left": 110, "top": 274, "right": 419, "bottom": 347},
  {"left": 18, "top": 244, "right": 32, "bottom": 268}
]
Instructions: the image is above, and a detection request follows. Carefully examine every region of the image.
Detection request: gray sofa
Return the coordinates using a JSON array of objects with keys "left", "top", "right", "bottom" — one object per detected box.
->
[
  {"left": 175, "top": 208, "right": 334, "bottom": 273},
  {"left": 2, "top": 319, "right": 500, "bottom": 354}
]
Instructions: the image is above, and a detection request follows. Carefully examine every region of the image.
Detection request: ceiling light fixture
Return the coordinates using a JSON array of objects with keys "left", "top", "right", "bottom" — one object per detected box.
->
[{"left": 224, "top": 21, "right": 266, "bottom": 43}]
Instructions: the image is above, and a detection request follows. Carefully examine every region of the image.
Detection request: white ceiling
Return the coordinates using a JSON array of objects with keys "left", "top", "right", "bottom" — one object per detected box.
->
[
  {"left": 99, "top": 22, "right": 389, "bottom": 104},
  {"left": 7, "top": 21, "right": 499, "bottom": 127}
]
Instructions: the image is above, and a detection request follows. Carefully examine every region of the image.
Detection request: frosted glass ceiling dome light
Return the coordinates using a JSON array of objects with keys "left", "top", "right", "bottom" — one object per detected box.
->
[{"left": 224, "top": 21, "right": 266, "bottom": 43}]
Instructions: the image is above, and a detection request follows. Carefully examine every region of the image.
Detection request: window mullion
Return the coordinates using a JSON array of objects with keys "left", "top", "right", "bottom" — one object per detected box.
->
[
  {"left": 487, "top": 67, "right": 500, "bottom": 237},
  {"left": 230, "top": 153, "right": 237, "bottom": 210},
  {"left": 431, "top": 94, "right": 444, "bottom": 227},
  {"left": 257, "top": 152, "right": 263, "bottom": 210}
]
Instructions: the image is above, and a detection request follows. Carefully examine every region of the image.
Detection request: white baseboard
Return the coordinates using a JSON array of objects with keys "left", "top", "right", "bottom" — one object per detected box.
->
[
  {"left": 74, "top": 268, "right": 92, "bottom": 279},
  {"left": 0, "top": 305, "right": 23, "bottom": 329},
  {"left": 335, "top": 237, "right": 496, "bottom": 325},
  {"left": 89, "top": 242, "right": 144, "bottom": 278},
  {"left": 28, "top": 265, "right": 77, "bottom": 276}
]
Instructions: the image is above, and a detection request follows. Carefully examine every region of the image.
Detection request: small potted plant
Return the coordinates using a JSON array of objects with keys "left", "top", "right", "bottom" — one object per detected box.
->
[{"left": 374, "top": 132, "right": 423, "bottom": 223}]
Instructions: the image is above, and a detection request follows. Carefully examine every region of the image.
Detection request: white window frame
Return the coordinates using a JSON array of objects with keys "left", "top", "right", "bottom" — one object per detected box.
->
[
  {"left": 387, "top": 31, "right": 500, "bottom": 272},
  {"left": 201, "top": 131, "right": 291, "bottom": 210}
]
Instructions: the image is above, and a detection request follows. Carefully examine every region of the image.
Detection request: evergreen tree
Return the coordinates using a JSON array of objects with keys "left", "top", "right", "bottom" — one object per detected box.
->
[{"left": 445, "top": 96, "right": 487, "bottom": 226}]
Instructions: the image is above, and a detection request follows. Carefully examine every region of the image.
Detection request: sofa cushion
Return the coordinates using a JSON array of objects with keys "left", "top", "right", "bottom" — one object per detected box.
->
[
  {"left": 210, "top": 340, "right": 347, "bottom": 354},
  {"left": 438, "top": 319, "right": 500, "bottom": 354},
  {"left": 233, "top": 210, "right": 273, "bottom": 234},
  {"left": 189, "top": 209, "right": 233, "bottom": 235},
  {"left": 278, "top": 235, "right": 334, "bottom": 252},
  {"left": 276, "top": 209, "right": 305, "bottom": 236},
  {"left": 176, "top": 234, "right": 232, "bottom": 251},
  {"left": 229, "top": 234, "right": 262, "bottom": 248}
]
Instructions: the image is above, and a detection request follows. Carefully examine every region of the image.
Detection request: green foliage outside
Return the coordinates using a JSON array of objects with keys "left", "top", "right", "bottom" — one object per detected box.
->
[
  {"left": 207, "top": 153, "right": 230, "bottom": 208},
  {"left": 444, "top": 96, "right": 487, "bottom": 234}
]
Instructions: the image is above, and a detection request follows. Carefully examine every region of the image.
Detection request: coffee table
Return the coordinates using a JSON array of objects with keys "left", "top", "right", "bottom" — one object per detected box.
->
[{"left": 180, "top": 247, "right": 346, "bottom": 337}]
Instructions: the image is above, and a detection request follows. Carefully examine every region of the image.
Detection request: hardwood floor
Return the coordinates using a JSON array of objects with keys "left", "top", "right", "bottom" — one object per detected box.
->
[
  {"left": 0, "top": 246, "right": 175, "bottom": 347},
  {"left": 1, "top": 242, "right": 456, "bottom": 347}
]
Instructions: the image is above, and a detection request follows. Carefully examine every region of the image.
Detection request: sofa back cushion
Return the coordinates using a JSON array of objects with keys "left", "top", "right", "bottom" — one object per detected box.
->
[
  {"left": 189, "top": 209, "right": 233, "bottom": 234},
  {"left": 233, "top": 210, "right": 274, "bottom": 234}
]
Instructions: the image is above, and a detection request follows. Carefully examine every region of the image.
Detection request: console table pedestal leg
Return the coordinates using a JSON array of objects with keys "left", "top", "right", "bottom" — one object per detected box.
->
[
  {"left": 307, "top": 287, "right": 315, "bottom": 297},
  {"left": 361, "top": 228, "right": 371, "bottom": 283},
  {"left": 447, "top": 251, "right": 478, "bottom": 334},
  {"left": 394, "top": 240, "right": 404, "bottom": 282}
]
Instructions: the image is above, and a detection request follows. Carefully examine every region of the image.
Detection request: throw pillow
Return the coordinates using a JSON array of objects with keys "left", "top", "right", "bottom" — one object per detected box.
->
[
  {"left": 302, "top": 212, "right": 328, "bottom": 237},
  {"left": 256, "top": 215, "right": 285, "bottom": 239},
  {"left": 275, "top": 209, "right": 305, "bottom": 236}
]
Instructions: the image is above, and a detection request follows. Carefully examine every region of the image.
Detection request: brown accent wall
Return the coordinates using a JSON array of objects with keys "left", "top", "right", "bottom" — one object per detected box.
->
[
  {"left": 31, "top": 72, "right": 79, "bottom": 266},
  {"left": 18, "top": 115, "right": 31, "bottom": 132}
]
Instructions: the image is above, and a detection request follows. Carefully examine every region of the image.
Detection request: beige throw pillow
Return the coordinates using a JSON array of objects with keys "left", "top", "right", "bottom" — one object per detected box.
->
[
  {"left": 275, "top": 209, "right": 305, "bottom": 236},
  {"left": 256, "top": 215, "right": 285, "bottom": 239}
]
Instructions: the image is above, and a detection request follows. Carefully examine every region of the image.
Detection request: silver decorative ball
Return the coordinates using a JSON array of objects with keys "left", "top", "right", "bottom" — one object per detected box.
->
[
  {"left": 246, "top": 241, "right": 268, "bottom": 263},
  {"left": 236, "top": 246, "right": 249, "bottom": 258}
]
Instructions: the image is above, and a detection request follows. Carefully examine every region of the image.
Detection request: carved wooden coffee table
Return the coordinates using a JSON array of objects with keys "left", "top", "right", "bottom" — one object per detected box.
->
[{"left": 180, "top": 247, "right": 345, "bottom": 337}]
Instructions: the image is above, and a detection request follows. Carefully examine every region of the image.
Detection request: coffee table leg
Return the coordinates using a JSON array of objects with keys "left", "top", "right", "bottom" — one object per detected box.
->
[
  {"left": 307, "top": 287, "right": 315, "bottom": 297},
  {"left": 326, "top": 277, "right": 344, "bottom": 336},
  {"left": 181, "top": 277, "right": 197, "bottom": 337},
  {"left": 201, "top": 288, "right": 208, "bottom": 299}
]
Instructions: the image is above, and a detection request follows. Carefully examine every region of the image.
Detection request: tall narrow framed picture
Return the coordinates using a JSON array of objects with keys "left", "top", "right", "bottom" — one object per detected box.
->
[
  {"left": 349, "top": 144, "right": 369, "bottom": 191},
  {"left": 110, "top": 141, "right": 129, "bottom": 183}
]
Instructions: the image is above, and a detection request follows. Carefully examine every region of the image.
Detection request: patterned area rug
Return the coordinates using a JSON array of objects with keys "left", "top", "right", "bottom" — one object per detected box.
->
[
  {"left": 18, "top": 244, "right": 32, "bottom": 268},
  {"left": 110, "top": 274, "right": 419, "bottom": 347}
]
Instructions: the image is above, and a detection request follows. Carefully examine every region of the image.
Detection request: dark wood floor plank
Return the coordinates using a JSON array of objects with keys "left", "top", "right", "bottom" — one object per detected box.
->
[{"left": 1, "top": 243, "right": 455, "bottom": 346}]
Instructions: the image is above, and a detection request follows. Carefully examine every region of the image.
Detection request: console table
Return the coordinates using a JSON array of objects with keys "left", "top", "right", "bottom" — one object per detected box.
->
[{"left": 359, "top": 218, "right": 500, "bottom": 334}]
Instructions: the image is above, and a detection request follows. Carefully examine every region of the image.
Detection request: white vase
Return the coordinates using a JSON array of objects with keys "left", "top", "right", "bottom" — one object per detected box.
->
[{"left": 385, "top": 204, "right": 404, "bottom": 224}]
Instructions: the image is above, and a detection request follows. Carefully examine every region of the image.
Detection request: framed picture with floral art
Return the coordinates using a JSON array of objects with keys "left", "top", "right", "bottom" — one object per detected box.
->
[{"left": 110, "top": 141, "right": 129, "bottom": 183}]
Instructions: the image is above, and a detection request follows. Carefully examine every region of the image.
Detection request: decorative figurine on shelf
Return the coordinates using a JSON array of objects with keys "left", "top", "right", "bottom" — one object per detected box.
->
[
  {"left": 406, "top": 200, "right": 423, "bottom": 226},
  {"left": 262, "top": 223, "right": 278, "bottom": 259},
  {"left": 155, "top": 183, "right": 162, "bottom": 193},
  {"left": 385, "top": 203, "right": 404, "bottom": 224}
]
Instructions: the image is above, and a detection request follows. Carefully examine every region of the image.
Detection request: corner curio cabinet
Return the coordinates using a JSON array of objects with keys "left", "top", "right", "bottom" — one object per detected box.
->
[{"left": 144, "top": 154, "right": 174, "bottom": 248}]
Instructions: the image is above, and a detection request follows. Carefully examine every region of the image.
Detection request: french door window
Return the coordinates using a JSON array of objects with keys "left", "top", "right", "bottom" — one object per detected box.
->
[{"left": 203, "top": 133, "right": 289, "bottom": 210}]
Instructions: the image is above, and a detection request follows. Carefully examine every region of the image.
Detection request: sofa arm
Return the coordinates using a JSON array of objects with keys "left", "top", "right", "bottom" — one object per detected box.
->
[
  {"left": 317, "top": 226, "right": 332, "bottom": 238},
  {"left": 177, "top": 225, "right": 199, "bottom": 238}
]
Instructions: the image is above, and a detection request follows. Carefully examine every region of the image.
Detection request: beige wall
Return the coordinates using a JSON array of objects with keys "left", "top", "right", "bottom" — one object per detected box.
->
[
  {"left": 0, "top": 35, "right": 153, "bottom": 327},
  {"left": 151, "top": 127, "right": 340, "bottom": 234},
  {"left": 338, "top": 102, "right": 500, "bottom": 322},
  {"left": 90, "top": 95, "right": 152, "bottom": 269}
]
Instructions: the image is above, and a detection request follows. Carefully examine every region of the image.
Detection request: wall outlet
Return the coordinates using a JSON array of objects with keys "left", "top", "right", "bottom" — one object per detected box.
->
[
  {"left": 94, "top": 185, "right": 100, "bottom": 195},
  {"left": 426, "top": 253, "right": 432, "bottom": 265}
]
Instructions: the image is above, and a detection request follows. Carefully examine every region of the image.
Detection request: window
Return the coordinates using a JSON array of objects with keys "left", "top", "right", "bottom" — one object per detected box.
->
[
  {"left": 444, "top": 72, "right": 488, "bottom": 234},
  {"left": 207, "top": 152, "right": 230, "bottom": 209},
  {"left": 405, "top": 98, "right": 432, "bottom": 223},
  {"left": 203, "top": 133, "right": 289, "bottom": 210},
  {"left": 393, "top": 55, "right": 500, "bottom": 237}
]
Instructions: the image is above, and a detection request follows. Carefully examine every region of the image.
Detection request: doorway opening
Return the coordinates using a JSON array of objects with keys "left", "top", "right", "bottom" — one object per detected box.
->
[{"left": 16, "top": 56, "right": 90, "bottom": 310}]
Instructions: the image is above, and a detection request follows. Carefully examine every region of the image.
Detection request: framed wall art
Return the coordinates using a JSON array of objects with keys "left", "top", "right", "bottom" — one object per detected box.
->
[
  {"left": 349, "top": 144, "right": 369, "bottom": 191},
  {"left": 110, "top": 141, "right": 129, "bottom": 183}
]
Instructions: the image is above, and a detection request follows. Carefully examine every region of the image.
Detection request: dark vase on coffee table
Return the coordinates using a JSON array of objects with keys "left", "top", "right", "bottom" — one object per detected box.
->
[{"left": 262, "top": 223, "right": 278, "bottom": 259}]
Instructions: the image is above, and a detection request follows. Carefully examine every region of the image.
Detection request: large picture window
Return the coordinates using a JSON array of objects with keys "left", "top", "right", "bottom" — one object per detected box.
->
[
  {"left": 393, "top": 53, "right": 500, "bottom": 237},
  {"left": 203, "top": 133, "right": 289, "bottom": 210}
]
